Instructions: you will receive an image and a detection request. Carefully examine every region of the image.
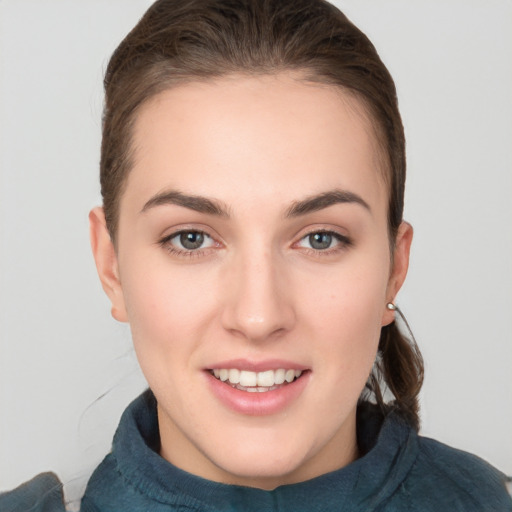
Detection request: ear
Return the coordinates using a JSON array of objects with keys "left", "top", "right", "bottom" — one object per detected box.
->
[
  {"left": 89, "top": 207, "right": 128, "bottom": 322},
  {"left": 382, "top": 221, "right": 413, "bottom": 326}
]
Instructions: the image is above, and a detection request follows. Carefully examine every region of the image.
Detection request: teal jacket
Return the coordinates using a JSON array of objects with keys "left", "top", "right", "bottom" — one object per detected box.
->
[{"left": 2, "top": 390, "right": 511, "bottom": 511}]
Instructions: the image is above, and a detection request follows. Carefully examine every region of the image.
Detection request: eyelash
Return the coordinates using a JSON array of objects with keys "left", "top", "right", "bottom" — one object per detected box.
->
[
  {"left": 295, "top": 229, "right": 353, "bottom": 256},
  {"left": 158, "top": 230, "right": 217, "bottom": 258},
  {"left": 158, "top": 229, "right": 352, "bottom": 258}
]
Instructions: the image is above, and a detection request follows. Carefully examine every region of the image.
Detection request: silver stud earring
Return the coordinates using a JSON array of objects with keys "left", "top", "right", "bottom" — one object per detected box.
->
[{"left": 386, "top": 302, "right": 397, "bottom": 311}]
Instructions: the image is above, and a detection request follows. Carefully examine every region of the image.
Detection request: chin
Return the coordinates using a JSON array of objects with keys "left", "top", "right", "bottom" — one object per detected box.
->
[
  {"left": 201, "top": 430, "right": 320, "bottom": 488},
  {"left": 211, "top": 456, "right": 308, "bottom": 489}
]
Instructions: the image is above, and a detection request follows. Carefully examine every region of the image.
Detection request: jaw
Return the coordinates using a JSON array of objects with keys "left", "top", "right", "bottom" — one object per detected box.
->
[{"left": 156, "top": 371, "right": 360, "bottom": 489}]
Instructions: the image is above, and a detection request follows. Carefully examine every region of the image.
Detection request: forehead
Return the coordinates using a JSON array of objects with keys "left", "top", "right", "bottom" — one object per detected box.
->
[{"left": 124, "top": 73, "right": 387, "bottom": 215}]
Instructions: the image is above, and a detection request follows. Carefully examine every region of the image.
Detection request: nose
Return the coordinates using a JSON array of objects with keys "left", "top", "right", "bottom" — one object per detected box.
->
[{"left": 221, "top": 247, "right": 296, "bottom": 343}]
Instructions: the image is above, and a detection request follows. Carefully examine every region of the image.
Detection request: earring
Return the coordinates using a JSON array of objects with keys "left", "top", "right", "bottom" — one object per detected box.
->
[{"left": 386, "top": 302, "right": 397, "bottom": 311}]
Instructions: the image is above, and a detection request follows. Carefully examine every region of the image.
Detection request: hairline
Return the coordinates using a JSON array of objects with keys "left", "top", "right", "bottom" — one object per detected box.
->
[{"left": 107, "top": 69, "right": 394, "bottom": 248}]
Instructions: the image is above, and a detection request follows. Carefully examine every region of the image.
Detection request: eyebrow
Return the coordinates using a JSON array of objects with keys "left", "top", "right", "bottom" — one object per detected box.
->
[
  {"left": 285, "top": 189, "right": 371, "bottom": 217},
  {"left": 141, "top": 188, "right": 370, "bottom": 218},
  {"left": 141, "top": 190, "right": 230, "bottom": 217}
]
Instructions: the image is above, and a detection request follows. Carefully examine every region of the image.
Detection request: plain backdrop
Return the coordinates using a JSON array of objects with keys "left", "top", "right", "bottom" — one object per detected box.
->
[{"left": 1, "top": 0, "right": 511, "bottom": 506}]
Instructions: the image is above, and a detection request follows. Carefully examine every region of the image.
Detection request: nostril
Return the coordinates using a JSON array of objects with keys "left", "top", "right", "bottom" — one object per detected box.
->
[{"left": 220, "top": 263, "right": 296, "bottom": 341}]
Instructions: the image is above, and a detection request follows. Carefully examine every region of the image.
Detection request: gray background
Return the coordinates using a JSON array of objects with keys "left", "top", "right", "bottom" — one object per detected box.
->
[{"left": 1, "top": 0, "right": 511, "bottom": 506}]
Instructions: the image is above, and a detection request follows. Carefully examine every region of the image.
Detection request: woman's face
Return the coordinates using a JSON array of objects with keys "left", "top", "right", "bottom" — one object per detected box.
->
[{"left": 91, "top": 73, "right": 411, "bottom": 489}]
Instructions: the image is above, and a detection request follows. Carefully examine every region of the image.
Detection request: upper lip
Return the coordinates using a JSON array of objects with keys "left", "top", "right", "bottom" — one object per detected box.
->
[{"left": 206, "top": 358, "right": 309, "bottom": 372}]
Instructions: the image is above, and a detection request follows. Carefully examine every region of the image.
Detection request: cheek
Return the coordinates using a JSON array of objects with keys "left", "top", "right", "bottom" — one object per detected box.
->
[
  {"left": 119, "top": 256, "right": 220, "bottom": 368},
  {"left": 297, "top": 251, "right": 390, "bottom": 373},
  {"left": 299, "top": 249, "right": 389, "bottom": 326}
]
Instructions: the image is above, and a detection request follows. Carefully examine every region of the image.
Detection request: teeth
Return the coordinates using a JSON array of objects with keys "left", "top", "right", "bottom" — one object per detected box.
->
[
  {"left": 228, "top": 368, "right": 240, "bottom": 384},
  {"left": 285, "top": 369, "right": 295, "bottom": 383},
  {"left": 239, "top": 370, "right": 257, "bottom": 387},
  {"left": 212, "top": 368, "right": 303, "bottom": 387},
  {"left": 274, "top": 368, "right": 286, "bottom": 385},
  {"left": 257, "top": 370, "right": 274, "bottom": 387}
]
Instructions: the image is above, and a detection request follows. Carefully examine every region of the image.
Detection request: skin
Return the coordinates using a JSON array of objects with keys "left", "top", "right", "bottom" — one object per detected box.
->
[{"left": 90, "top": 73, "right": 412, "bottom": 489}]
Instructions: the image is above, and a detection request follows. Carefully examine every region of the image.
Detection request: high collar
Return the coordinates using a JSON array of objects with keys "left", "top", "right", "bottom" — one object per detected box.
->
[{"left": 104, "top": 389, "right": 419, "bottom": 512}]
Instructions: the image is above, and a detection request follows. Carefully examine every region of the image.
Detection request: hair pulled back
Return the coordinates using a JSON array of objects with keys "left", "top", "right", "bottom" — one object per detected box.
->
[{"left": 101, "top": 0, "right": 424, "bottom": 429}]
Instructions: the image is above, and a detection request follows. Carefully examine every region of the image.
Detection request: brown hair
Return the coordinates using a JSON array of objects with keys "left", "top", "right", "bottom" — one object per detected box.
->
[{"left": 101, "top": 0, "right": 424, "bottom": 429}]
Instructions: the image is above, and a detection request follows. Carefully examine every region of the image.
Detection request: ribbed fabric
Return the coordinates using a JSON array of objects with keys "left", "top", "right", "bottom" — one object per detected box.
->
[
  {"left": 2, "top": 390, "right": 510, "bottom": 511},
  {"left": 0, "top": 472, "right": 66, "bottom": 512},
  {"left": 80, "top": 390, "right": 512, "bottom": 512}
]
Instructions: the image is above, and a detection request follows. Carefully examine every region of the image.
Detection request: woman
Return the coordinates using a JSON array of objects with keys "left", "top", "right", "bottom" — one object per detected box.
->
[{"left": 1, "top": 0, "right": 510, "bottom": 510}]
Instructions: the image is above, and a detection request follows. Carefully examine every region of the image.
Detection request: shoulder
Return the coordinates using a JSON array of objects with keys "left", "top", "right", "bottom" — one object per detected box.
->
[
  {"left": 399, "top": 434, "right": 512, "bottom": 511},
  {"left": 0, "top": 472, "right": 67, "bottom": 512},
  {"left": 357, "top": 404, "right": 511, "bottom": 511}
]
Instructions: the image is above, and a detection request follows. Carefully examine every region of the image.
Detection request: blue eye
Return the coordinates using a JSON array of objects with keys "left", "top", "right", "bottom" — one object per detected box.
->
[
  {"left": 166, "top": 230, "right": 214, "bottom": 251},
  {"left": 308, "top": 232, "right": 334, "bottom": 250},
  {"left": 298, "top": 231, "right": 350, "bottom": 251}
]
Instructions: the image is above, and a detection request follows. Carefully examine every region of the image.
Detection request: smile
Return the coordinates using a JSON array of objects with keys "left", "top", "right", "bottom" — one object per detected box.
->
[
  {"left": 206, "top": 364, "right": 310, "bottom": 415},
  {"left": 210, "top": 368, "right": 303, "bottom": 392}
]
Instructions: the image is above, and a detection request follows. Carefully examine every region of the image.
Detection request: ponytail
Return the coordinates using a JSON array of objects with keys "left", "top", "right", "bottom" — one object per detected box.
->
[{"left": 364, "top": 319, "right": 424, "bottom": 431}]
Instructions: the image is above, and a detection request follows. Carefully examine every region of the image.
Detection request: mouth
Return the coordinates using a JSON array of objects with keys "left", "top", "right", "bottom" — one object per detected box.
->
[
  {"left": 206, "top": 363, "right": 310, "bottom": 415},
  {"left": 209, "top": 368, "right": 304, "bottom": 393}
]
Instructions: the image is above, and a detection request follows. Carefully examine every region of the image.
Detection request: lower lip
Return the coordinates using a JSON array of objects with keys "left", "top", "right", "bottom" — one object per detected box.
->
[{"left": 205, "top": 371, "right": 310, "bottom": 416}]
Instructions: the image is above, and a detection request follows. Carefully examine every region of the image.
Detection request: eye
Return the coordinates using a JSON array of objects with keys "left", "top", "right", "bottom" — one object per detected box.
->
[
  {"left": 296, "top": 230, "right": 351, "bottom": 252},
  {"left": 306, "top": 232, "right": 335, "bottom": 250},
  {"left": 161, "top": 230, "right": 216, "bottom": 253}
]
